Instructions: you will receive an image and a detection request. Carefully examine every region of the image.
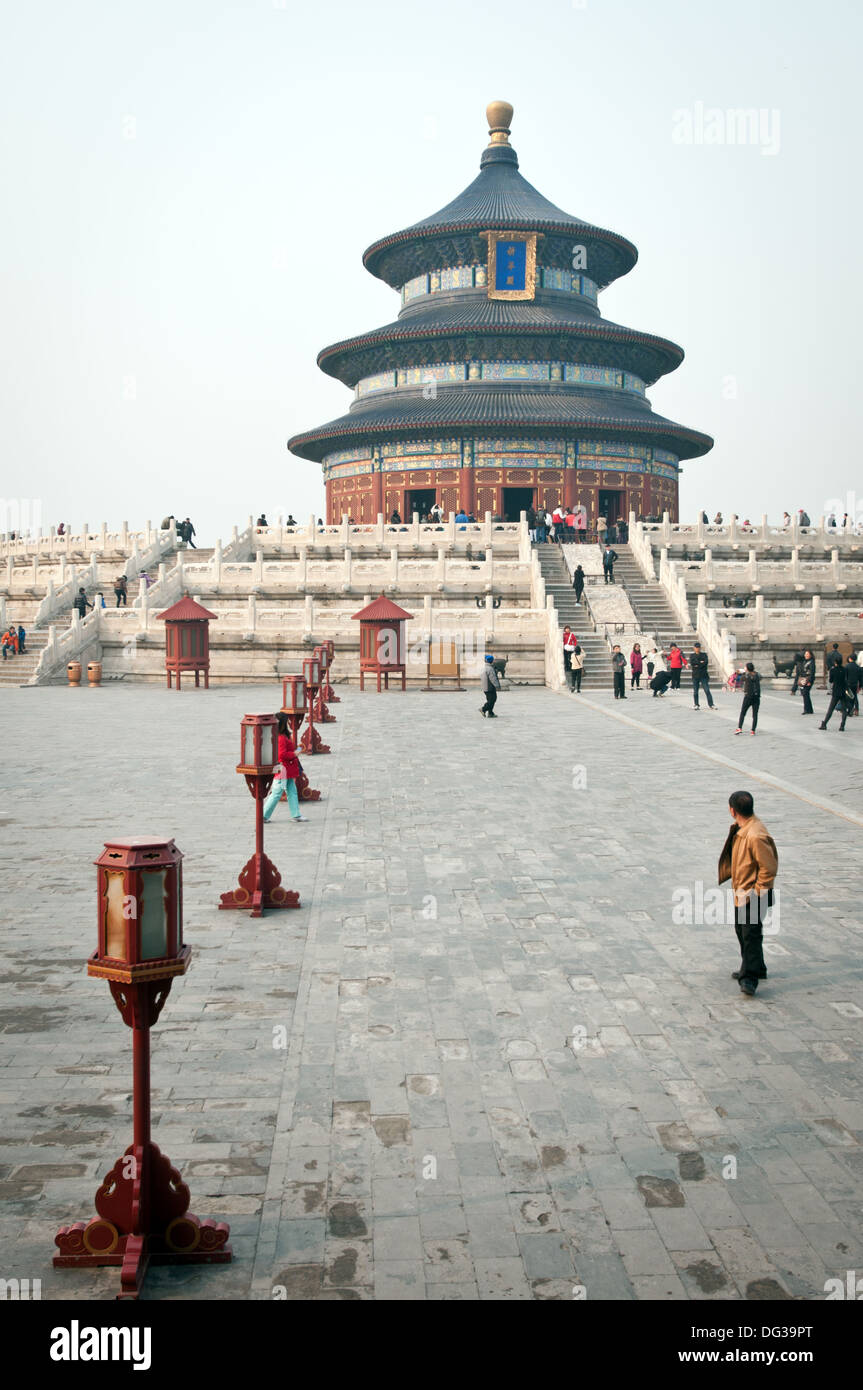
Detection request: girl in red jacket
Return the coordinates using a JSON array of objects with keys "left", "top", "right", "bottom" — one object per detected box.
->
[
  {"left": 668, "top": 644, "right": 688, "bottom": 689},
  {"left": 263, "top": 712, "right": 308, "bottom": 822}
]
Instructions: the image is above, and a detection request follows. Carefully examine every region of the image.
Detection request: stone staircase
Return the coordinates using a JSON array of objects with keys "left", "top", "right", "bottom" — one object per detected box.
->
[
  {"left": 535, "top": 545, "right": 611, "bottom": 690},
  {"left": 611, "top": 544, "right": 721, "bottom": 678},
  {"left": 0, "top": 630, "right": 52, "bottom": 685}
]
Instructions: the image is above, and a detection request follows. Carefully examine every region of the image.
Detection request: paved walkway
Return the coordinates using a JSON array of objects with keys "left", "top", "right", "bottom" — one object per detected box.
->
[{"left": 1, "top": 679, "right": 861, "bottom": 1300}]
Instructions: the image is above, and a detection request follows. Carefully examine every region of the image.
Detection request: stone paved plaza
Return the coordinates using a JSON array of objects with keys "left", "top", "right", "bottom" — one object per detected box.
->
[{"left": 1, "top": 679, "right": 862, "bottom": 1301}]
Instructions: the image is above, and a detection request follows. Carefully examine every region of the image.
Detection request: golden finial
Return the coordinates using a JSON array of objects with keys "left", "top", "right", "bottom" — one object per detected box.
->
[{"left": 486, "top": 101, "right": 513, "bottom": 147}]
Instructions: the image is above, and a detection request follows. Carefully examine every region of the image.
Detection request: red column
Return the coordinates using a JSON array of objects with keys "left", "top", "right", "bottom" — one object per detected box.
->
[{"left": 458, "top": 467, "right": 475, "bottom": 515}]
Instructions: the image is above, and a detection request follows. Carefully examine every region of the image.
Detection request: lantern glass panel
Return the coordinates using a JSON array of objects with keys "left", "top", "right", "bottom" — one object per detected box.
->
[
  {"left": 243, "top": 723, "right": 256, "bottom": 766},
  {"left": 305, "top": 658, "right": 320, "bottom": 685},
  {"left": 290, "top": 679, "right": 306, "bottom": 712},
  {"left": 260, "top": 723, "right": 275, "bottom": 765},
  {"left": 104, "top": 870, "right": 128, "bottom": 960},
  {"left": 140, "top": 870, "right": 169, "bottom": 960}
]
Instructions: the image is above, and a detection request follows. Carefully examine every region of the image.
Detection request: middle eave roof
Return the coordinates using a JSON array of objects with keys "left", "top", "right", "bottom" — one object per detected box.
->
[{"left": 317, "top": 298, "right": 684, "bottom": 388}]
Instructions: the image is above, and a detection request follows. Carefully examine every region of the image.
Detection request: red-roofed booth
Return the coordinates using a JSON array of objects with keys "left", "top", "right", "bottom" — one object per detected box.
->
[
  {"left": 156, "top": 595, "right": 218, "bottom": 690},
  {"left": 351, "top": 593, "right": 414, "bottom": 691}
]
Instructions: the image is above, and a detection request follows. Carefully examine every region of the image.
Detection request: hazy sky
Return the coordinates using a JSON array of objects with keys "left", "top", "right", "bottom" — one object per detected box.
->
[{"left": 2, "top": 0, "right": 861, "bottom": 542}]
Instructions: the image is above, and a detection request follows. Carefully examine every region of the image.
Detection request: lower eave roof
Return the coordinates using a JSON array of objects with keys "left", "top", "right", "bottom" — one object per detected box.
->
[{"left": 288, "top": 387, "right": 714, "bottom": 464}]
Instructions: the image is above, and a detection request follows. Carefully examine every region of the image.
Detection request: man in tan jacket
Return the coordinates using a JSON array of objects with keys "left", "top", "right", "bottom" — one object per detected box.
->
[{"left": 718, "top": 790, "right": 778, "bottom": 996}]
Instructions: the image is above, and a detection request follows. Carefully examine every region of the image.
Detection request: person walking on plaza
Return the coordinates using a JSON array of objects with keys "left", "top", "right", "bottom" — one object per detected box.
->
[
  {"left": 262, "top": 713, "right": 307, "bottom": 823},
  {"left": 735, "top": 663, "right": 761, "bottom": 735},
  {"left": 114, "top": 575, "right": 128, "bottom": 607},
  {"left": 820, "top": 654, "right": 849, "bottom": 731},
  {"left": 480, "top": 653, "right": 501, "bottom": 717},
  {"left": 570, "top": 642, "right": 584, "bottom": 693},
  {"left": 844, "top": 652, "right": 860, "bottom": 716},
  {"left": 690, "top": 642, "right": 716, "bottom": 709},
  {"left": 799, "top": 648, "right": 816, "bottom": 715},
  {"left": 718, "top": 789, "right": 777, "bottom": 997},
  {"left": 73, "top": 587, "right": 91, "bottom": 619},
  {"left": 630, "top": 643, "right": 643, "bottom": 690},
  {"left": 602, "top": 544, "right": 618, "bottom": 583},
  {"left": 611, "top": 645, "right": 627, "bottom": 699},
  {"left": 562, "top": 627, "right": 578, "bottom": 688},
  {"left": 668, "top": 643, "right": 687, "bottom": 689}
]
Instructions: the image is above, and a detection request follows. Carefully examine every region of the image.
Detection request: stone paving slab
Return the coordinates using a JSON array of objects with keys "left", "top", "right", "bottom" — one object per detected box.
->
[{"left": 0, "top": 681, "right": 861, "bottom": 1300}]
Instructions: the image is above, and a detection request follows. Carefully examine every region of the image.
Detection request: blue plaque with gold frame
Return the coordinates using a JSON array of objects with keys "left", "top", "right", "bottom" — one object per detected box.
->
[{"left": 482, "top": 231, "right": 537, "bottom": 301}]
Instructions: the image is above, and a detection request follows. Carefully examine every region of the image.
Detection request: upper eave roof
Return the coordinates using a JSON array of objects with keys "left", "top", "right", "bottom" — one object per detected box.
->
[{"left": 363, "top": 144, "right": 637, "bottom": 290}]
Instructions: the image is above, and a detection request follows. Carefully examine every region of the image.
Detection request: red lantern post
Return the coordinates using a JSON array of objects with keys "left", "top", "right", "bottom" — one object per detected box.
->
[
  {"left": 280, "top": 676, "right": 321, "bottom": 802},
  {"left": 54, "top": 837, "right": 231, "bottom": 1300},
  {"left": 313, "top": 645, "right": 336, "bottom": 723},
  {"left": 299, "top": 655, "right": 331, "bottom": 755},
  {"left": 322, "top": 638, "right": 340, "bottom": 703},
  {"left": 219, "top": 714, "right": 301, "bottom": 915}
]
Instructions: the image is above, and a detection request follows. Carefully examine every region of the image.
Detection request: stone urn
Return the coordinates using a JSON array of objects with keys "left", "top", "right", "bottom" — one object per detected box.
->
[
  {"left": 87, "top": 661, "right": 103, "bottom": 687},
  {"left": 67, "top": 661, "right": 82, "bottom": 686}
]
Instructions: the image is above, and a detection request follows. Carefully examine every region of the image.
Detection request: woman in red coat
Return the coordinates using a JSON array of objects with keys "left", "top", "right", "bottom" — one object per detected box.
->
[
  {"left": 668, "top": 644, "right": 687, "bottom": 690},
  {"left": 263, "top": 712, "right": 307, "bottom": 822}
]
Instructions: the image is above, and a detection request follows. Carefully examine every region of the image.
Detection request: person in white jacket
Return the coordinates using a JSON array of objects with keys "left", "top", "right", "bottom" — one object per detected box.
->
[{"left": 646, "top": 648, "right": 666, "bottom": 679}]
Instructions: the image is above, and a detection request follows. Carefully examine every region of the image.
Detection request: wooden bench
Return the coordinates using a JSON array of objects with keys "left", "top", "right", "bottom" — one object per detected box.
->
[{"left": 426, "top": 638, "right": 462, "bottom": 690}]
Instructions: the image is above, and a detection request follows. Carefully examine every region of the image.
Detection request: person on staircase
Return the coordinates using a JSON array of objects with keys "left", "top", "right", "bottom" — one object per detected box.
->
[
  {"left": 570, "top": 642, "right": 584, "bottom": 693},
  {"left": 629, "top": 644, "right": 643, "bottom": 690},
  {"left": 602, "top": 545, "right": 618, "bottom": 584},
  {"left": 572, "top": 564, "right": 585, "bottom": 603},
  {"left": 16, "top": 623, "right": 26, "bottom": 654},
  {"left": 562, "top": 627, "right": 578, "bottom": 688},
  {"left": 73, "top": 587, "right": 92, "bottom": 619}
]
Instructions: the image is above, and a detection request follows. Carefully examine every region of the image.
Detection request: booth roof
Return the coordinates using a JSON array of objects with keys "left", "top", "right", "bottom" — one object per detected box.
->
[
  {"left": 156, "top": 595, "right": 219, "bottom": 622},
  {"left": 351, "top": 593, "right": 415, "bottom": 622}
]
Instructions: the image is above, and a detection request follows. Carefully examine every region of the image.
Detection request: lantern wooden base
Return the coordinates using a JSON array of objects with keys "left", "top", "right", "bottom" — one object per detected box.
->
[
  {"left": 54, "top": 1141, "right": 231, "bottom": 1300},
  {"left": 323, "top": 680, "right": 340, "bottom": 703},
  {"left": 300, "top": 722, "right": 331, "bottom": 755},
  {"left": 283, "top": 771, "right": 321, "bottom": 802},
  {"left": 219, "top": 851, "right": 301, "bottom": 916},
  {"left": 314, "top": 692, "right": 336, "bottom": 723}
]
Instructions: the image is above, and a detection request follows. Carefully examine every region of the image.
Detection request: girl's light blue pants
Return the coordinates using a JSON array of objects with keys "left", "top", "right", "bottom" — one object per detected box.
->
[{"left": 263, "top": 778, "right": 300, "bottom": 820}]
